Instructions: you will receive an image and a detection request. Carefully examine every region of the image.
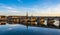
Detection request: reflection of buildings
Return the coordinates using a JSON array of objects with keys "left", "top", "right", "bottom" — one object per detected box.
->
[
  {"left": 0, "top": 16, "right": 7, "bottom": 25},
  {"left": 30, "top": 16, "right": 37, "bottom": 26},
  {"left": 39, "top": 17, "right": 45, "bottom": 26},
  {"left": 47, "top": 18, "right": 55, "bottom": 27},
  {"left": 0, "top": 22, "right": 6, "bottom": 25},
  {"left": 7, "top": 16, "right": 20, "bottom": 24},
  {"left": 0, "top": 14, "right": 60, "bottom": 28},
  {"left": 0, "top": 16, "right": 7, "bottom": 21}
]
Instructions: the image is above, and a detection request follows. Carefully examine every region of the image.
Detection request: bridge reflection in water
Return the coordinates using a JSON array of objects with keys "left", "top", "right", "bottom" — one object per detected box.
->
[{"left": 0, "top": 16, "right": 60, "bottom": 29}]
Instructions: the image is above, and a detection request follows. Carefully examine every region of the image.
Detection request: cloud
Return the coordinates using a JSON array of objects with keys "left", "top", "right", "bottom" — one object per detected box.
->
[
  {"left": 54, "top": 20, "right": 59, "bottom": 26},
  {"left": 17, "top": 0, "right": 23, "bottom": 3},
  {"left": 0, "top": 3, "right": 60, "bottom": 16},
  {"left": 21, "top": 4, "right": 60, "bottom": 16},
  {"left": 0, "top": 3, "right": 19, "bottom": 12},
  {"left": 6, "top": 28, "right": 13, "bottom": 30},
  {"left": 3, "top": 6, "right": 19, "bottom": 12},
  {"left": 0, "top": 3, "right": 22, "bottom": 15}
]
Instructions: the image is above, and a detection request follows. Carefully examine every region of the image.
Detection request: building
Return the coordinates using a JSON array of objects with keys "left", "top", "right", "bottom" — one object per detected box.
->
[
  {"left": 39, "top": 17, "right": 45, "bottom": 26},
  {"left": 0, "top": 21, "right": 6, "bottom": 25},
  {"left": 0, "top": 16, "right": 7, "bottom": 21},
  {"left": 30, "top": 17, "right": 37, "bottom": 22},
  {"left": 7, "top": 16, "right": 20, "bottom": 24},
  {"left": 30, "top": 17, "right": 37, "bottom": 26},
  {"left": 0, "top": 16, "right": 7, "bottom": 25}
]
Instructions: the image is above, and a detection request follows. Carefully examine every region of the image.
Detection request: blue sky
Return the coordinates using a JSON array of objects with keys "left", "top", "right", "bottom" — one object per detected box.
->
[{"left": 0, "top": 0, "right": 60, "bottom": 16}]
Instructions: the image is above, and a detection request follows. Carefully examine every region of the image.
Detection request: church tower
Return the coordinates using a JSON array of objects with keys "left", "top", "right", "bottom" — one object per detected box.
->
[{"left": 26, "top": 12, "right": 28, "bottom": 17}]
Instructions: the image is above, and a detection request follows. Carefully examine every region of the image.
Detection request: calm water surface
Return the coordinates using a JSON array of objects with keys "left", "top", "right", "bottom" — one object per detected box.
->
[{"left": 0, "top": 24, "right": 60, "bottom": 35}]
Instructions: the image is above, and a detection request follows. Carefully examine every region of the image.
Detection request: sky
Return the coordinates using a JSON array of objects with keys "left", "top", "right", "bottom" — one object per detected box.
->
[{"left": 0, "top": 0, "right": 60, "bottom": 16}]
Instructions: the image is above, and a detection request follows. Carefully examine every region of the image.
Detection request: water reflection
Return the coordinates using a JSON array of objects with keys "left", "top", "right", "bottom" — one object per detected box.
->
[
  {"left": 0, "top": 24, "right": 60, "bottom": 35},
  {"left": 54, "top": 20, "right": 59, "bottom": 27},
  {"left": 0, "top": 19, "right": 60, "bottom": 29}
]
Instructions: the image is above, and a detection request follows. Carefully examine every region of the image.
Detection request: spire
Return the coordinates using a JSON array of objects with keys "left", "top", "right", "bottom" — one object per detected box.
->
[
  {"left": 26, "top": 12, "right": 28, "bottom": 16},
  {"left": 31, "top": 14, "right": 33, "bottom": 17},
  {"left": 26, "top": 12, "right": 28, "bottom": 30}
]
